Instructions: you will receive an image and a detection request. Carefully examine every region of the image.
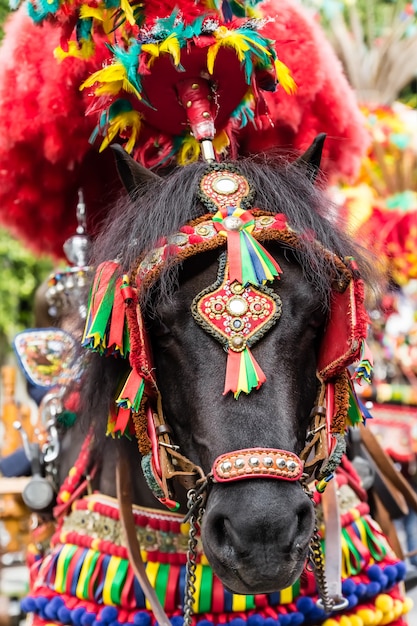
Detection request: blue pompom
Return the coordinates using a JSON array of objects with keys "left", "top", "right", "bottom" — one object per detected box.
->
[
  {"left": 229, "top": 619, "right": 246, "bottom": 626},
  {"left": 133, "top": 612, "right": 152, "bottom": 626},
  {"left": 355, "top": 582, "right": 367, "bottom": 598},
  {"left": 264, "top": 617, "right": 277, "bottom": 626},
  {"left": 383, "top": 565, "right": 398, "bottom": 584},
  {"left": 169, "top": 617, "right": 183, "bottom": 626},
  {"left": 395, "top": 561, "right": 407, "bottom": 580},
  {"left": 71, "top": 607, "right": 87, "bottom": 626},
  {"left": 247, "top": 614, "right": 265, "bottom": 626},
  {"left": 279, "top": 615, "right": 291, "bottom": 626},
  {"left": 92, "top": 620, "right": 101, "bottom": 626},
  {"left": 100, "top": 607, "right": 119, "bottom": 623},
  {"left": 342, "top": 579, "right": 356, "bottom": 595},
  {"left": 44, "top": 601, "right": 60, "bottom": 620},
  {"left": 81, "top": 612, "right": 97, "bottom": 626},
  {"left": 347, "top": 593, "right": 358, "bottom": 608},
  {"left": 35, "top": 597, "right": 49, "bottom": 610},
  {"left": 21, "top": 597, "right": 37, "bottom": 613},
  {"left": 306, "top": 605, "right": 325, "bottom": 622},
  {"left": 296, "top": 597, "right": 314, "bottom": 614},
  {"left": 365, "top": 581, "right": 381, "bottom": 597},
  {"left": 57, "top": 605, "right": 72, "bottom": 624},
  {"left": 288, "top": 614, "right": 304, "bottom": 626},
  {"left": 196, "top": 620, "right": 213, "bottom": 626},
  {"left": 367, "top": 564, "right": 383, "bottom": 581}
]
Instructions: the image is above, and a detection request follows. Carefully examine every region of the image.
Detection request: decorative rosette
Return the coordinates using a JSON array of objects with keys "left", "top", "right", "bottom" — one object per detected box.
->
[{"left": 24, "top": 0, "right": 296, "bottom": 167}]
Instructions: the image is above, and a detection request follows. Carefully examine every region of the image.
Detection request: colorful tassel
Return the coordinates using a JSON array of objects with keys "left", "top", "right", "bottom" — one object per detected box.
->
[
  {"left": 82, "top": 261, "right": 130, "bottom": 357},
  {"left": 354, "top": 341, "right": 373, "bottom": 384},
  {"left": 212, "top": 207, "right": 282, "bottom": 286},
  {"left": 224, "top": 347, "right": 266, "bottom": 398},
  {"left": 116, "top": 368, "right": 145, "bottom": 413}
]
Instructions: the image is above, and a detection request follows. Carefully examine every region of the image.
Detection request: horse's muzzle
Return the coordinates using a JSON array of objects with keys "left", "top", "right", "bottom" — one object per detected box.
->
[{"left": 201, "top": 478, "right": 315, "bottom": 594}]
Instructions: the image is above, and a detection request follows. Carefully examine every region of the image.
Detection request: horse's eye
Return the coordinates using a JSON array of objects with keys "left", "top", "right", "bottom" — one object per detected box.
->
[{"left": 310, "top": 308, "right": 326, "bottom": 329}]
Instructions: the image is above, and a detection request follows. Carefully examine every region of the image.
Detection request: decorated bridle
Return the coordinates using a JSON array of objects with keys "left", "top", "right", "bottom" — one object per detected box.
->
[
  {"left": 82, "top": 159, "right": 371, "bottom": 616},
  {"left": 83, "top": 160, "right": 370, "bottom": 499}
]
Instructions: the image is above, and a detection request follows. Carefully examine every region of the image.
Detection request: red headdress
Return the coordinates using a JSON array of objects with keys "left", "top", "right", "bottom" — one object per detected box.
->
[{"left": 0, "top": 0, "right": 368, "bottom": 255}]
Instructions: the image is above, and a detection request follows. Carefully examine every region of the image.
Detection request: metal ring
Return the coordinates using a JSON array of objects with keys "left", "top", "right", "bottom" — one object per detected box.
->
[{"left": 316, "top": 596, "right": 349, "bottom": 612}]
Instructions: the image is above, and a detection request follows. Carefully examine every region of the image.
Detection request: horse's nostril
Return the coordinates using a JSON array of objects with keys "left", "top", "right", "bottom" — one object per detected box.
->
[{"left": 212, "top": 515, "right": 229, "bottom": 548}]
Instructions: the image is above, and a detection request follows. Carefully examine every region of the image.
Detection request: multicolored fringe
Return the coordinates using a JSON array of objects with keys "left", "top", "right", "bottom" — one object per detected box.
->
[
  {"left": 82, "top": 262, "right": 131, "bottom": 358},
  {"left": 224, "top": 347, "right": 266, "bottom": 398},
  {"left": 24, "top": 490, "right": 411, "bottom": 626}
]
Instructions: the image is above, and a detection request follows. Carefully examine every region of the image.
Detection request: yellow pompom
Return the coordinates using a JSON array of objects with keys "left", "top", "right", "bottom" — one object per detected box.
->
[
  {"left": 379, "top": 611, "right": 394, "bottom": 625},
  {"left": 393, "top": 599, "right": 403, "bottom": 618},
  {"left": 373, "top": 608, "right": 383, "bottom": 623},
  {"left": 339, "top": 616, "right": 353, "bottom": 626},
  {"left": 402, "top": 596, "right": 414, "bottom": 613},
  {"left": 348, "top": 616, "right": 364, "bottom": 626},
  {"left": 60, "top": 490, "right": 71, "bottom": 502},
  {"left": 375, "top": 594, "right": 394, "bottom": 613},
  {"left": 356, "top": 608, "right": 375, "bottom": 625},
  {"left": 69, "top": 466, "right": 77, "bottom": 477},
  {"left": 322, "top": 619, "right": 340, "bottom": 626}
]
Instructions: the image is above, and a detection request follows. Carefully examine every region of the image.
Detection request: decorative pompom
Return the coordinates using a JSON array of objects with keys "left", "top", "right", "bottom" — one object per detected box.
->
[
  {"left": 71, "top": 607, "right": 87, "bottom": 626},
  {"left": 247, "top": 614, "right": 265, "bottom": 626},
  {"left": 99, "top": 607, "right": 119, "bottom": 623},
  {"left": 133, "top": 612, "right": 151, "bottom": 626},
  {"left": 81, "top": 612, "right": 97, "bottom": 626},
  {"left": 296, "top": 596, "right": 315, "bottom": 614},
  {"left": 57, "top": 605, "right": 72, "bottom": 624},
  {"left": 375, "top": 594, "right": 394, "bottom": 613},
  {"left": 21, "top": 597, "right": 37, "bottom": 613},
  {"left": 342, "top": 579, "right": 356, "bottom": 595}
]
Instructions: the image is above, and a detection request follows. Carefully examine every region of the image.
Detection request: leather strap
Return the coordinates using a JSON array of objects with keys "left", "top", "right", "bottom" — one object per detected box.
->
[
  {"left": 359, "top": 423, "right": 417, "bottom": 513},
  {"left": 116, "top": 451, "right": 172, "bottom": 626}
]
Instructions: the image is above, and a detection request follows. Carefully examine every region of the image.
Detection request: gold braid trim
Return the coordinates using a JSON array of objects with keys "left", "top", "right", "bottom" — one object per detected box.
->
[
  {"left": 332, "top": 370, "right": 351, "bottom": 435},
  {"left": 132, "top": 399, "right": 152, "bottom": 456}
]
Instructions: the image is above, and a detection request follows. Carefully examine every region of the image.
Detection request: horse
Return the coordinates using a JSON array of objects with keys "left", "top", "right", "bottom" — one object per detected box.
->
[{"left": 20, "top": 142, "right": 413, "bottom": 626}]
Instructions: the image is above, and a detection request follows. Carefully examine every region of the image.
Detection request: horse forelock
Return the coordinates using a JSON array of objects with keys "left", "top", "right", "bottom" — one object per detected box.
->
[{"left": 92, "top": 155, "right": 376, "bottom": 311}]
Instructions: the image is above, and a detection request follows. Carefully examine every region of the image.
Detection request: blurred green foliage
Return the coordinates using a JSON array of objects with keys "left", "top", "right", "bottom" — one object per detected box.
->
[{"left": 0, "top": 229, "right": 53, "bottom": 361}]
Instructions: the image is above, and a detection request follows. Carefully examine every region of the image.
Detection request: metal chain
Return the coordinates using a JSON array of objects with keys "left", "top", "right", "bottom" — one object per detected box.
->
[
  {"left": 301, "top": 477, "right": 334, "bottom": 613},
  {"left": 183, "top": 488, "right": 205, "bottom": 626}
]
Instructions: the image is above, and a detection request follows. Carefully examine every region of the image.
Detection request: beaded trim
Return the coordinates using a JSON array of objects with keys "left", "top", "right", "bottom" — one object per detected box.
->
[{"left": 212, "top": 448, "right": 303, "bottom": 482}]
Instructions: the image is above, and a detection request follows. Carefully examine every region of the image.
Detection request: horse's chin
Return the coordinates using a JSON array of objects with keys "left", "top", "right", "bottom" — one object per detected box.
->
[{"left": 204, "top": 550, "right": 308, "bottom": 595}]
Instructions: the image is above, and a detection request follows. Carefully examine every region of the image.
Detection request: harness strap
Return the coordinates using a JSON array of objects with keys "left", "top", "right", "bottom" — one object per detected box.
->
[
  {"left": 116, "top": 450, "right": 172, "bottom": 626},
  {"left": 358, "top": 422, "right": 417, "bottom": 512}
]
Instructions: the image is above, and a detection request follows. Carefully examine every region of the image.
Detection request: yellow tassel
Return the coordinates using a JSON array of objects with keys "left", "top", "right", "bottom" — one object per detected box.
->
[{"left": 274, "top": 59, "right": 297, "bottom": 95}]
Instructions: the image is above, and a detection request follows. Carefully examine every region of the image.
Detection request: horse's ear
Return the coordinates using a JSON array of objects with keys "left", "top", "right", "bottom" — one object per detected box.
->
[
  {"left": 111, "top": 144, "right": 161, "bottom": 197},
  {"left": 294, "top": 133, "right": 326, "bottom": 182}
]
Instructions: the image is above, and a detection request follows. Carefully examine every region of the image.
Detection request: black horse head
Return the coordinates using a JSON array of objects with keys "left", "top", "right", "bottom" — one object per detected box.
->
[{"left": 81, "top": 138, "right": 373, "bottom": 595}]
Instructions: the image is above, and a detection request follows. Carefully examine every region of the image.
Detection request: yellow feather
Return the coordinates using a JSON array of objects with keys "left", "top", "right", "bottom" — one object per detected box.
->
[
  {"left": 159, "top": 35, "right": 181, "bottom": 66},
  {"left": 120, "top": 0, "right": 136, "bottom": 26},
  {"left": 79, "top": 5, "right": 104, "bottom": 20},
  {"left": 274, "top": 59, "right": 297, "bottom": 95},
  {"left": 54, "top": 40, "right": 95, "bottom": 61},
  {"left": 213, "top": 129, "right": 230, "bottom": 154},
  {"left": 178, "top": 136, "right": 200, "bottom": 166},
  {"left": 141, "top": 43, "right": 160, "bottom": 58},
  {"left": 80, "top": 64, "right": 141, "bottom": 100},
  {"left": 207, "top": 42, "right": 221, "bottom": 74},
  {"left": 99, "top": 111, "right": 142, "bottom": 153}
]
